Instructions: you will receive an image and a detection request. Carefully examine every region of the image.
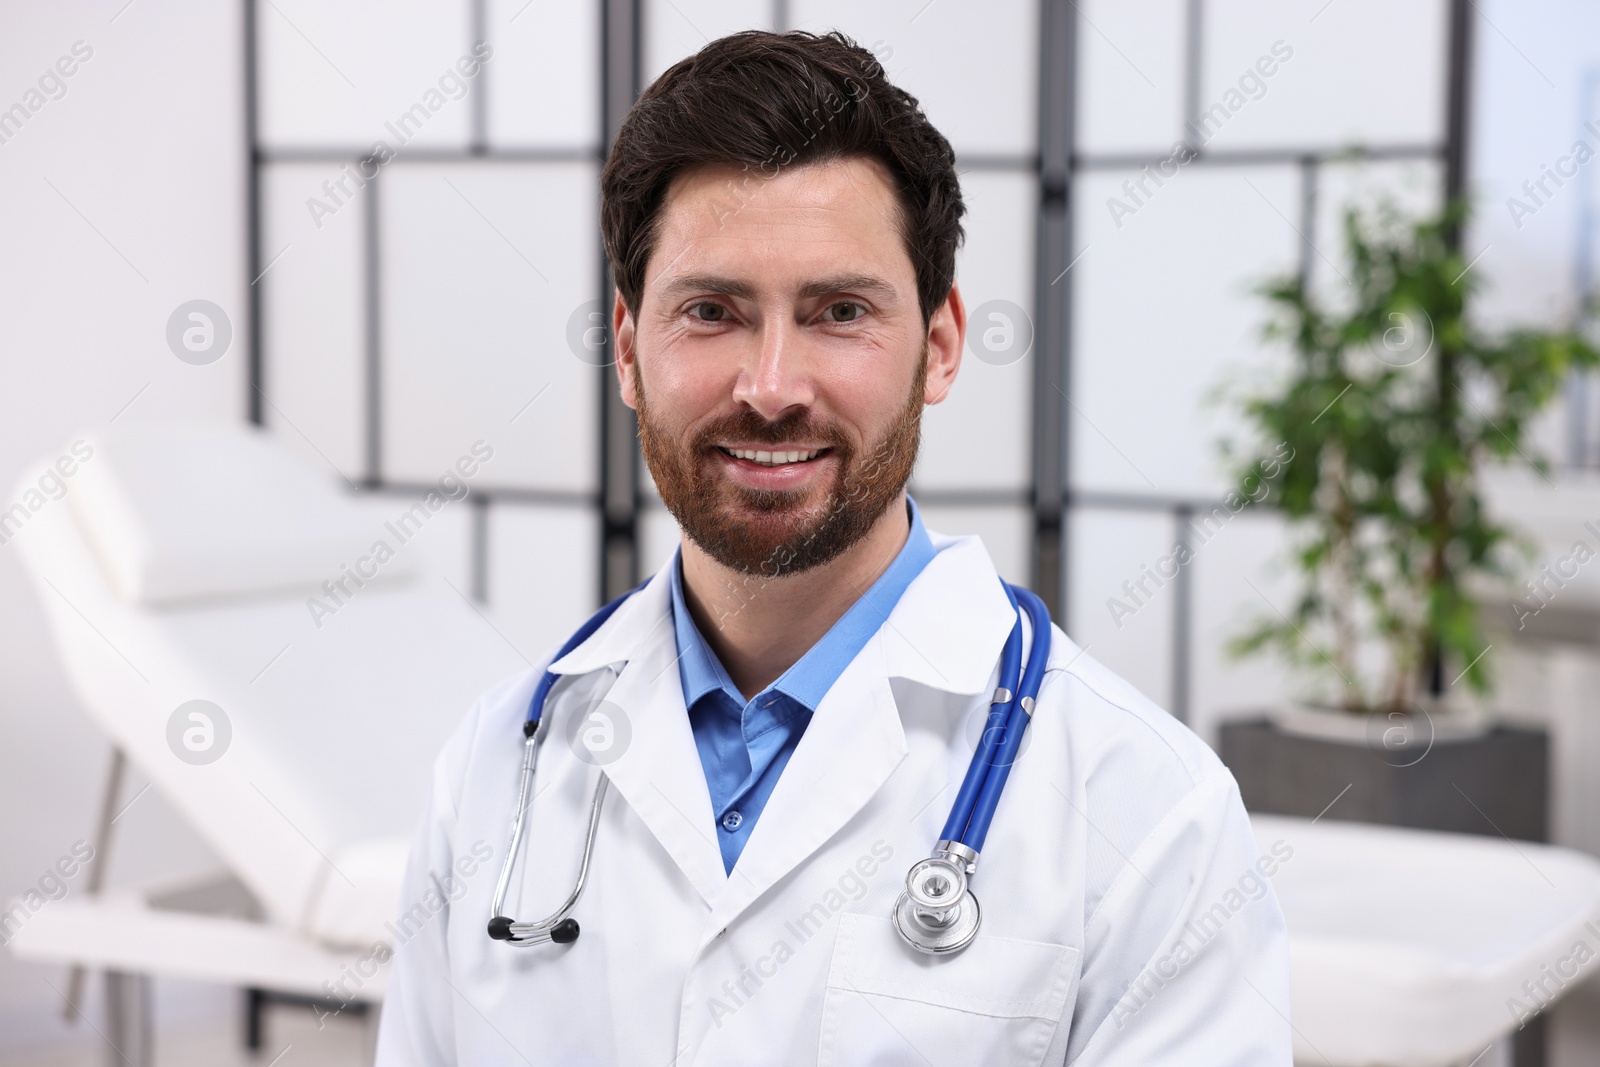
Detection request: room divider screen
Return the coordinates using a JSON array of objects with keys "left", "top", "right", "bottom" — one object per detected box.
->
[{"left": 245, "top": 0, "right": 1469, "bottom": 733}]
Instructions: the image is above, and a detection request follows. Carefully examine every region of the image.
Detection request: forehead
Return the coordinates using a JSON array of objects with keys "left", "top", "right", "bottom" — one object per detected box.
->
[{"left": 644, "top": 157, "right": 912, "bottom": 294}]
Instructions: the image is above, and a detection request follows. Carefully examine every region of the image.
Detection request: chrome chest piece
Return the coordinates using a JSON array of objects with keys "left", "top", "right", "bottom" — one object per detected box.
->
[{"left": 893, "top": 841, "right": 982, "bottom": 955}]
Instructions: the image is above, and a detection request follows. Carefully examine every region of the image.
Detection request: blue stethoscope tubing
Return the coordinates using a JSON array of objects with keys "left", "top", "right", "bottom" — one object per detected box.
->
[
  {"left": 488, "top": 574, "right": 1051, "bottom": 955},
  {"left": 941, "top": 582, "right": 1051, "bottom": 853}
]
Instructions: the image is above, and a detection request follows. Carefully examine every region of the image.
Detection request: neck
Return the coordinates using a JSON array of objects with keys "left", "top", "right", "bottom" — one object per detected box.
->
[{"left": 678, "top": 493, "right": 912, "bottom": 701}]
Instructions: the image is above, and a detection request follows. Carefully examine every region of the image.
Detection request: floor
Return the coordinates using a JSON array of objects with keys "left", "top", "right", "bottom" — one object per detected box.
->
[{"left": 7, "top": 974, "right": 1600, "bottom": 1066}]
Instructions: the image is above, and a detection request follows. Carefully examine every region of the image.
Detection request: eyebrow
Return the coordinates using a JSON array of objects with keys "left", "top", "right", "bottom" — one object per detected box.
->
[{"left": 657, "top": 273, "right": 899, "bottom": 303}]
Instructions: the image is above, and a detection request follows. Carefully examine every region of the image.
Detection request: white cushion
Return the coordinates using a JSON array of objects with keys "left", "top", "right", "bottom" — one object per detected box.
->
[
  {"left": 69, "top": 423, "right": 407, "bottom": 605},
  {"left": 1255, "top": 814, "right": 1600, "bottom": 1065}
]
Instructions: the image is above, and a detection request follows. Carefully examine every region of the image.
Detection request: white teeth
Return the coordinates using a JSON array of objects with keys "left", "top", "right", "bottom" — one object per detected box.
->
[{"left": 727, "top": 447, "right": 822, "bottom": 466}]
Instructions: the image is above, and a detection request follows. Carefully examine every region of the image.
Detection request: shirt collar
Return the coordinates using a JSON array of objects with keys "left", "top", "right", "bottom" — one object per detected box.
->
[
  {"left": 668, "top": 496, "right": 939, "bottom": 712},
  {"left": 669, "top": 551, "right": 743, "bottom": 709}
]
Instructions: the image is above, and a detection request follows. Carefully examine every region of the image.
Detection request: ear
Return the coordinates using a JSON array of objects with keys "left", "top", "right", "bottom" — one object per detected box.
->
[
  {"left": 924, "top": 282, "right": 965, "bottom": 406},
  {"left": 613, "top": 292, "right": 639, "bottom": 411}
]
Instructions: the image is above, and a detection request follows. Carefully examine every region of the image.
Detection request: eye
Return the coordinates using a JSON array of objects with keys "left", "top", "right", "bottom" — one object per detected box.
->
[
  {"left": 690, "top": 301, "right": 728, "bottom": 323},
  {"left": 824, "top": 301, "right": 866, "bottom": 323}
]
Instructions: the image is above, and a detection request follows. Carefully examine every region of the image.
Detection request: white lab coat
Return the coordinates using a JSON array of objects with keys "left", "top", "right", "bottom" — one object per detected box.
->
[{"left": 375, "top": 530, "right": 1293, "bottom": 1066}]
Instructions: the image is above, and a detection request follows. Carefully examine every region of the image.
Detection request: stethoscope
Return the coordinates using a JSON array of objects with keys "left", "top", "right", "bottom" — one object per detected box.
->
[{"left": 487, "top": 577, "right": 1050, "bottom": 957}]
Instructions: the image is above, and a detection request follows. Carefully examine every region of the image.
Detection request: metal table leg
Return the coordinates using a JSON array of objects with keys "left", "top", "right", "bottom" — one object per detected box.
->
[
  {"left": 104, "top": 971, "right": 153, "bottom": 1067},
  {"left": 1512, "top": 1013, "right": 1546, "bottom": 1067}
]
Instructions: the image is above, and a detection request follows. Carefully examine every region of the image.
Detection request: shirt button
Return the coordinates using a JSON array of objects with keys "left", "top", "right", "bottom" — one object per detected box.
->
[{"left": 720, "top": 810, "right": 744, "bottom": 832}]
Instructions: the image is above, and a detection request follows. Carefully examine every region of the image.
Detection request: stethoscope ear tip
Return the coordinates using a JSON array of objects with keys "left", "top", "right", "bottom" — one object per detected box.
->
[{"left": 485, "top": 916, "right": 581, "bottom": 944}]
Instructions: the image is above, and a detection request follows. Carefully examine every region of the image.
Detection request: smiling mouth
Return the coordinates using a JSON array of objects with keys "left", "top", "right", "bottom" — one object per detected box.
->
[{"left": 716, "top": 446, "right": 832, "bottom": 467}]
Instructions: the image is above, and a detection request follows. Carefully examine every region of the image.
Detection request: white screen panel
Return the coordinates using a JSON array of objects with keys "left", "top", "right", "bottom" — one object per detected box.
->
[
  {"left": 1076, "top": 0, "right": 1189, "bottom": 157},
  {"left": 643, "top": 0, "right": 774, "bottom": 86},
  {"left": 639, "top": 502, "right": 683, "bottom": 578},
  {"left": 918, "top": 504, "right": 1030, "bottom": 586},
  {"left": 486, "top": 0, "right": 600, "bottom": 149},
  {"left": 487, "top": 504, "right": 599, "bottom": 660},
  {"left": 261, "top": 163, "right": 366, "bottom": 481},
  {"left": 790, "top": 0, "right": 1038, "bottom": 157},
  {"left": 381, "top": 162, "right": 599, "bottom": 490},
  {"left": 347, "top": 492, "right": 475, "bottom": 590},
  {"left": 1067, "top": 509, "right": 1176, "bottom": 712},
  {"left": 1072, "top": 165, "right": 1299, "bottom": 495},
  {"left": 258, "top": 0, "right": 476, "bottom": 150},
  {"left": 914, "top": 170, "right": 1035, "bottom": 493},
  {"left": 1189, "top": 509, "right": 1297, "bottom": 747},
  {"left": 1197, "top": 0, "right": 1446, "bottom": 152}
]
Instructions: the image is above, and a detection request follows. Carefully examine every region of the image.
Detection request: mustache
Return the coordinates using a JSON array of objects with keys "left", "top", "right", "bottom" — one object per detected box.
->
[{"left": 692, "top": 409, "right": 852, "bottom": 452}]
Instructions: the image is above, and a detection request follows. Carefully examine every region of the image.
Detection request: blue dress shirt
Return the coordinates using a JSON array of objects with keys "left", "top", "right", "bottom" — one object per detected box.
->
[{"left": 668, "top": 496, "right": 938, "bottom": 874}]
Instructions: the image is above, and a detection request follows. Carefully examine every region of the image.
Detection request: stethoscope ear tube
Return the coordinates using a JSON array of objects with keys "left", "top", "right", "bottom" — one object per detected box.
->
[
  {"left": 961, "top": 586, "right": 1050, "bottom": 853},
  {"left": 488, "top": 730, "right": 543, "bottom": 938},
  {"left": 938, "top": 582, "right": 1024, "bottom": 845},
  {"left": 488, "top": 583, "right": 645, "bottom": 949},
  {"left": 487, "top": 760, "right": 610, "bottom": 947}
]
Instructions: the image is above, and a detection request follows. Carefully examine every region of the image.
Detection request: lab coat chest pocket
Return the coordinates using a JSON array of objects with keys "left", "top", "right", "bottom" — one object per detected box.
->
[{"left": 817, "top": 912, "right": 1080, "bottom": 1067}]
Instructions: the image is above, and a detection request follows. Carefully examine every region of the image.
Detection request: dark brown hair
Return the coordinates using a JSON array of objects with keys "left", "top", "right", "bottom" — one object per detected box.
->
[{"left": 600, "top": 30, "right": 965, "bottom": 326}]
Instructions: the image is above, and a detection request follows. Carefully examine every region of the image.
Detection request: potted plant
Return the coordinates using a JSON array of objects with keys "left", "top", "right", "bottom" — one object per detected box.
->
[{"left": 1217, "top": 198, "right": 1597, "bottom": 841}]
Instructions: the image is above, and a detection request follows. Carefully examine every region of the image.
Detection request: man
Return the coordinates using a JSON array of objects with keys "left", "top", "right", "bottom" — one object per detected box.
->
[{"left": 376, "top": 30, "right": 1291, "bottom": 1066}]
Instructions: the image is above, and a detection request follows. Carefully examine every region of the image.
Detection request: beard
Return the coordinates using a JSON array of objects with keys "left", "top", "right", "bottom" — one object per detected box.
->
[{"left": 636, "top": 348, "right": 927, "bottom": 577}]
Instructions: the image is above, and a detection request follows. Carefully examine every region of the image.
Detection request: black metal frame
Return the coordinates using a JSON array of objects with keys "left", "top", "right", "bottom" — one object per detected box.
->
[{"left": 243, "top": 0, "right": 1474, "bottom": 724}]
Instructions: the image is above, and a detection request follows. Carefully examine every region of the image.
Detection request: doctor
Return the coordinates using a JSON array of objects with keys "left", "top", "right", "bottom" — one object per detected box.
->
[{"left": 376, "top": 29, "right": 1291, "bottom": 1067}]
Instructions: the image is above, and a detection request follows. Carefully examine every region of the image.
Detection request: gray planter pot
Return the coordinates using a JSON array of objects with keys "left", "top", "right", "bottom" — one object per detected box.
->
[{"left": 1219, "top": 718, "right": 1549, "bottom": 842}]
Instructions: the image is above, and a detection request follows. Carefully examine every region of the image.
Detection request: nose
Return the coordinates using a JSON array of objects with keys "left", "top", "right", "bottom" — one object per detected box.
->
[{"left": 730, "top": 313, "right": 815, "bottom": 422}]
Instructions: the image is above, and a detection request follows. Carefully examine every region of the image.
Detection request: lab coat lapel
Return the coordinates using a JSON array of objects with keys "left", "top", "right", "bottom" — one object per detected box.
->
[
  {"left": 545, "top": 565, "right": 729, "bottom": 910},
  {"left": 699, "top": 643, "right": 906, "bottom": 945},
  {"left": 696, "top": 536, "right": 1019, "bottom": 944},
  {"left": 596, "top": 631, "right": 730, "bottom": 909}
]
